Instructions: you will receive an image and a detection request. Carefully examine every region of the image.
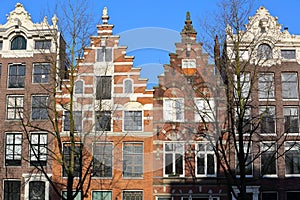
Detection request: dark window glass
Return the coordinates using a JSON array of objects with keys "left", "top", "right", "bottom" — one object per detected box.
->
[
  {"left": 11, "top": 36, "right": 26, "bottom": 50},
  {"left": 164, "top": 143, "right": 184, "bottom": 176},
  {"left": 30, "top": 133, "right": 47, "bottom": 166},
  {"left": 93, "top": 143, "right": 113, "bottom": 177},
  {"left": 281, "top": 50, "right": 296, "bottom": 59},
  {"left": 196, "top": 143, "right": 216, "bottom": 176},
  {"left": 95, "top": 111, "right": 111, "bottom": 131},
  {"left": 261, "top": 192, "right": 277, "bottom": 200},
  {"left": 63, "top": 144, "right": 82, "bottom": 177},
  {"left": 123, "top": 191, "right": 143, "bottom": 200},
  {"left": 284, "top": 107, "right": 299, "bottom": 133},
  {"left": 32, "top": 96, "right": 49, "bottom": 120},
  {"left": 123, "top": 142, "right": 143, "bottom": 177},
  {"left": 4, "top": 180, "right": 21, "bottom": 200},
  {"left": 8, "top": 64, "right": 25, "bottom": 88},
  {"left": 285, "top": 142, "right": 300, "bottom": 174},
  {"left": 0, "top": 41, "right": 3, "bottom": 50},
  {"left": 261, "top": 143, "right": 276, "bottom": 176},
  {"left": 75, "top": 80, "right": 83, "bottom": 94},
  {"left": 33, "top": 63, "right": 50, "bottom": 83},
  {"left": 92, "top": 191, "right": 112, "bottom": 200},
  {"left": 260, "top": 106, "right": 275, "bottom": 134},
  {"left": 5, "top": 133, "right": 22, "bottom": 166},
  {"left": 96, "top": 76, "right": 112, "bottom": 100},
  {"left": 29, "top": 181, "right": 45, "bottom": 200},
  {"left": 287, "top": 192, "right": 300, "bottom": 200},
  {"left": 34, "top": 40, "right": 51, "bottom": 49},
  {"left": 97, "top": 48, "right": 113, "bottom": 62},
  {"left": 64, "top": 111, "right": 83, "bottom": 132}
]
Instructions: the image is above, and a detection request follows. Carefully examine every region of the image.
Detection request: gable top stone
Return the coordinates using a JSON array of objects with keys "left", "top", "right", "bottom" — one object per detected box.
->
[{"left": 0, "top": 3, "right": 57, "bottom": 30}]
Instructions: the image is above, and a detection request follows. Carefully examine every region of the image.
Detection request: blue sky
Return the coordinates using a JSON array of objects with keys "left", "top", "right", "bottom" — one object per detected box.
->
[{"left": 1, "top": 0, "right": 300, "bottom": 87}]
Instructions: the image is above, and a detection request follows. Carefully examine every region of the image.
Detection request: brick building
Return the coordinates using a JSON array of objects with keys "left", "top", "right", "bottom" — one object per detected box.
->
[
  {"left": 152, "top": 12, "right": 225, "bottom": 200},
  {"left": 0, "top": 3, "right": 65, "bottom": 200},
  {"left": 53, "top": 7, "right": 154, "bottom": 200},
  {"left": 223, "top": 6, "right": 300, "bottom": 200}
]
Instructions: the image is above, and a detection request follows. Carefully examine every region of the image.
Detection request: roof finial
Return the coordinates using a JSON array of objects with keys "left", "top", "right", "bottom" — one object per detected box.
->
[
  {"left": 181, "top": 11, "right": 197, "bottom": 37},
  {"left": 102, "top": 7, "right": 109, "bottom": 24},
  {"left": 186, "top": 11, "right": 191, "bottom": 21}
]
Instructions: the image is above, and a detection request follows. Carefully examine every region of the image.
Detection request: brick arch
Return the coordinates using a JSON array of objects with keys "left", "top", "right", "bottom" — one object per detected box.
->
[{"left": 163, "top": 88, "right": 184, "bottom": 98}]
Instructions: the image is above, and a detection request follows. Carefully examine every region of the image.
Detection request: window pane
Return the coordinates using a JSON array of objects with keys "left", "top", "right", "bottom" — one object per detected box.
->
[
  {"left": 123, "top": 143, "right": 143, "bottom": 177},
  {"left": 35, "top": 40, "right": 51, "bottom": 49},
  {"left": 92, "top": 191, "right": 112, "bottom": 200},
  {"left": 261, "top": 143, "right": 276, "bottom": 175},
  {"left": 284, "top": 107, "right": 299, "bottom": 133},
  {"left": 11, "top": 36, "right": 26, "bottom": 50},
  {"left": 5, "top": 133, "right": 22, "bottom": 166},
  {"left": 282, "top": 73, "right": 298, "bottom": 99},
  {"left": 285, "top": 142, "right": 300, "bottom": 174},
  {"left": 30, "top": 133, "right": 47, "bottom": 166},
  {"left": 124, "top": 79, "right": 133, "bottom": 94},
  {"left": 95, "top": 111, "right": 111, "bottom": 131},
  {"left": 96, "top": 76, "right": 112, "bottom": 99},
  {"left": 7, "top": 96, "right": 24, "bottom": 120},
  {"left": 75, "top": 80, "right": 83, "bottom": 94},
  {"left": 258, "top": 73, "right": 274, "bottom": 99},
  {"left": 63, "top": 144, "right": 82, "bottom": 177},
  {"left": 123, "top": 191, "right": 143, "bottom": 200},
  {"left": 93, "top": 143, "right": 113, "bottom": 177},
  {"left": 8, "top": 64, "right": 25, "bottom": 88},
  {"left": 257, "top": 43, "right": 272, "bottom": 59},
  {"left": 33, "top": 63, "right": 50, "bottom": 83},
  {"left": 4, "top": 180, "right": 21, "bottom": 200},
  {"left": 32, "top": 96, "right": 49, "bottom": 120},
  {"left": 281, "top": 50, "right": 296, "bottom": 59},
  {"left": 164, "top": 143, "right": 184, "bottom": 176},
  {"left": 124, "top": 111, "right": 142, "bottom": 131},
  {"left": 260, "top": 106, "right": 275, "bottom": 134},
  {"left": 163, "top": 99, "right": 184, "bottom": 122},
  {"left": 29, "top": 181, "right": 45, "bottom": 200},
  {"left": 261, "top": 192, "right": 277, "bottom": 200}
]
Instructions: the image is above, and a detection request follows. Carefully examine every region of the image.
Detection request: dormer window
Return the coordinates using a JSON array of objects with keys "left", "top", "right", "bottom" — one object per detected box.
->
[
  {"left": 11, "top": 35, "right": 26, "bottom": 50},
  {"left": 257, "top": 43, "right": 272, "bottom": 60}
]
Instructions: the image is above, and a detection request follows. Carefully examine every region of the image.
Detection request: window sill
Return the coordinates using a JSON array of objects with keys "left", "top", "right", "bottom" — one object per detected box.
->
[
  {"left": 285, "top": 174, "right": 300, "bottom": 177},
  {"left": 262, "top": 175, "right": 278, "bottom": 178}
]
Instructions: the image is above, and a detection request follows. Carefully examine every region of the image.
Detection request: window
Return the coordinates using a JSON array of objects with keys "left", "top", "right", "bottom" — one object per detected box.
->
[
  {"left": 123, "top": 142, "right": 143, "bottom": 178},
  {"left": 34, "top": 40, "right": 51, "bottom": 49},
  {"left": 6, "top": 95, "right": 24, "bottom": 120},
  {"left": 93, "top": 143, "right": 113, "bottom": 177},
  {"left": 259, "top": 106, "right": 275, "bottom": 134},
  {"left": 194, "top": 98, "right": 215, "bottom": 122},
  {"left": 163, "top": 98, "right": 184, "bottom": 122},
  {"left": 234, "top": 73, "right": 250, "bottom": 99},
  {"left": 92, "top": 191, "right": 112, "bottom": 200},
  {"left": 285, "top": 142, "right": 300, "bottom": 175},
  {"left": 63, "top": 144, "right": 82, "bottom": 177},
  {"left": 261, "top": 142, "right": 277, "bottom": 176},
  {"left": 4, "top": 180, "right": 21, "bottom": 200},
  {"left": 96, "top": 76, "right": 112, "bottom": 100},
  {"left": 0, "top": 41, "right": 3, "bottom": 50},
  {"left": 196, "top": 143, "right": 216, "bottom": 176},
  {"left": 286, "top": 192, "right": 300, "bottom": 200},
  {"left": 284, "top": 107, "right": 299, "bottom": 133},
  {"left": 282, "top": 73, "right": 299, "bottom": 99},
  {"left": 281, "top": 49, "right": 296, "bottom": 59},
  {"left": 29, "top": 181, "right": 45, "bottom": 200},
  {"left": 124, "top": 79, "right": 133, "bottom": 94},
  {"left": 33, "top": 63, "right": 50, "bottom": 83},
  {"left": 258, "top": 73, "right": 274, "bottom": 99},
  {"left": 182, "top": 59, "right": 196, "bottom": 68},
  {"left": 235, "top": 106, "right": 252, "bottom": 134},
  {"left": 96, "top": 48, "right": 112, "bottom": 62},
  {"left": 95, "top": 111, "right": 111, "bottom": 131},
  {"left": 75, "top": 80, "right": 83, "bottom": 94},
  {"left": 62, "top": 191, "right": 81, "bottom": 200},
  {"left": 236, "top": 143, "right": 253, "bottom": 176},
  {"left": 123, "top": 191, "right": 143, "bottom": 200},
  {"left": 64, "top": 111, "right": 83, "bottom": 132},
  {"left": 257, "top": 43, "right": 272, "bottom": 59},
  {"left": 5, "top": 133, "right": 22, "bottom": 166},
  {"left": 8, "top": 64, "right": 25, "bottom": 88},
  {"left": 11, "top": 35, "right": 26, "bottom": 50},
  {"left": 124, "top": 111, "right": 142, "bottom": 131},
  {"left": 32, "top": 96, "right": 49, "bottom": 120},
  {"left": 164, "top": 142, "right": 184, "bottom": 176},
  {"left": 261, "top": 192, "right": 277, "bottom": 200},
  {"left": 30, "top": 133, "right": 47, "bottom": 166}
]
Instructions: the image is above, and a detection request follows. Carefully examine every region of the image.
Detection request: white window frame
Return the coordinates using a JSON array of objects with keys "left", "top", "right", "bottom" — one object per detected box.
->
[
  {"left": 23, "top": 174, "right": 50, "bottom": 200},
  {"left": 92, "top": 142, "right": 113, "bottom": 178},
  {"left": 235, "top": 142, "right": 253, "bottom": 177},
  {"left": 234, "top": 73, "right": 250, "bottom": 99},
  {"left": 195, "top": 142, "right": 217, "bottom": 177},
  {"left": 6, "top": 95, "right": 24, "bottom": 120},
  {"left": 194, "top": 98, "right": 215, "bottom": 122},
  {"left": 259, "top": 106, "right": 276, "bottom": 135},
  {"left": 163, "top": 98, "right": 184, "bottom": 122},
  {"left": 182, "top": 59, "right": 196, "bottom": 68},
  {"left": 163, "top": 142, "right": 185, "bottom": 177},
  {"left": 30, "top": 133, "right": 47, "bottom": 166},
  {"left": 285, "top": 142, "right": 300, "bottom": 177},
  {"left": 232, "top": 186, "right": 260, "bottom": 200},
  {"left": 122, "top": 142, "right": 144, "bottom": 178},
  {"left": 3, "top": 179, "right": 21, "bottom": 200},
  {"left": 282, "top": 72, "right": 299, "bottom": 100},
  {"left": 5, "top": 132, "right": 22, "bottom": 166},
  {"left": 123, "top": 110, "right": 143, "bottom": 132}
]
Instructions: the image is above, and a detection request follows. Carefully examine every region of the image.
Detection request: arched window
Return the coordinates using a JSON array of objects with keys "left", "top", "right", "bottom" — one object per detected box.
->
[
  {"left": 75, "top": 80, "right": 83, "bottom": 94},
  {"left": 11, "top": 35, "right": 27, "bottom": 50},
  {"left": 124, "top": 79, "right": 133, "bottom": 94},
  {"left": 257, "top": 43, "right": 272, "bottom": 59}
]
